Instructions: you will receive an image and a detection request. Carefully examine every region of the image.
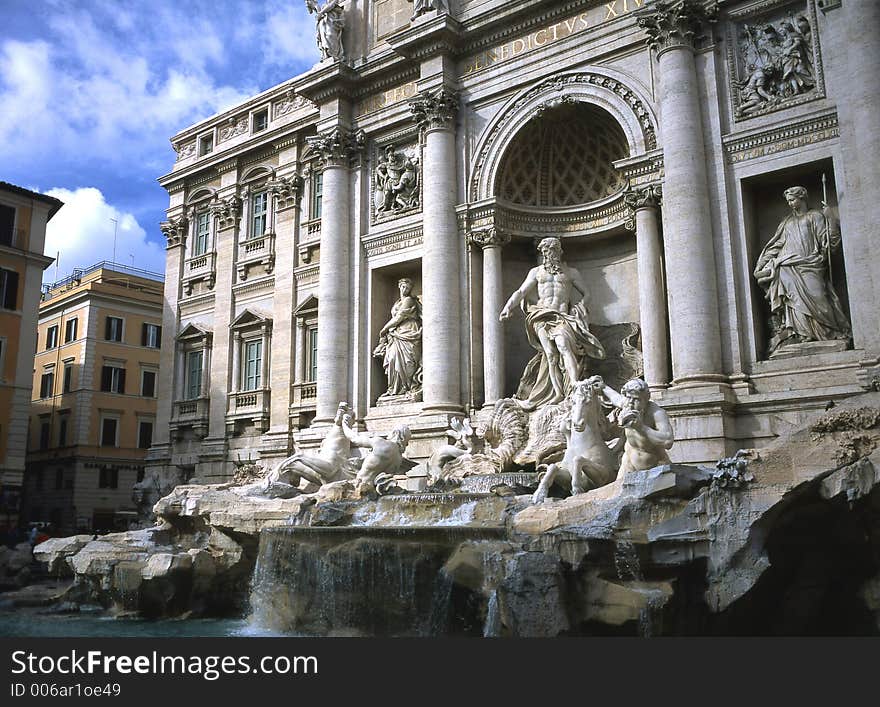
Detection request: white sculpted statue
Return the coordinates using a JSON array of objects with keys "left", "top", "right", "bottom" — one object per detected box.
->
[
  {"left": 306, "top": 0, "right": 345, "bottom": 62},
  {"left": 603, "top": 378, "right": 674, "bottom": 474},
  {"left": 754, "top": 186, "right": 850, "bottom": 355},
  {"left": 373, "top": 277, "right": 422, "bottom": 402},
  {"left": 262, "top": 402, "right": 357, "bottom": 495},
  {"left": 376, "top": 145, "right": 419, "bottom": 214},
  {"left": 500, "top": 237, "right": 605, "bottom": 411},
  {"left": 532, "top": 376, "right": 620, "bottom": 504},
  {"left": 341, "top": 417, "right": 411, "bottom": 494},
  {"left": 410, "top": 0, "right": 450, "bottom": 21}
]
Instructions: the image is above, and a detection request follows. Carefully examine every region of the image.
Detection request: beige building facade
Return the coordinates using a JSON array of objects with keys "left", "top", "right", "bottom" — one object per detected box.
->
[
  {"left": 149, "top": 0, "right": 880, "bottom": 486},
  {"left": 0, "top": 181, "right": 62, "bottom": 530},
  {"left": 23, "top": 263, "right": 163, "bottom": 534}
]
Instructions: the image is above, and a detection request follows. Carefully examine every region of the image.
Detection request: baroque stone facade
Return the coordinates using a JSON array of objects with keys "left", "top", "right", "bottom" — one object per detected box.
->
[{"left": 150, "top": 0, "right": 880, "bottom": 484}]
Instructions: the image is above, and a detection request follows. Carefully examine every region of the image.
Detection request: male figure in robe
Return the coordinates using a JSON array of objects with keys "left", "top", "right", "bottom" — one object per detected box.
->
[
  {"left": 754, "top": 186, "right": 850, "bottom": 355},
  {"left": 500, "top": 237, "right": 605, "bottom": 410}
]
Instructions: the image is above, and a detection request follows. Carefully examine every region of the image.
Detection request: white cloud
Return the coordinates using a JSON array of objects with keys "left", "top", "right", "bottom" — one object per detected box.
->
[{"left": 42, "top": 187, "right": 166, "bottom": 284}]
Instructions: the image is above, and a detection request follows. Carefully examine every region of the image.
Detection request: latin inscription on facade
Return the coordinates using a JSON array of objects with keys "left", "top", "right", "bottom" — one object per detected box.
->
[
  {"left": 357, "top": 81, "right": 418, "bottom": 116},
  {"left": 462, "top": 1, "right": 644, "bottom": 76}
]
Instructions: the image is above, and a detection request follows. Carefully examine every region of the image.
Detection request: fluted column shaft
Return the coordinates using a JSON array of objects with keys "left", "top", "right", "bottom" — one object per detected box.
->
[
  {"left": 626, "top": 186, "right": 669, "bottom": 388},
  {"left": 412, "top": 89, "right": 462, "bottom": 413},
  {"left": 640, "top": 2, "right": 723, "bottom": 385},
  {"left": 472, "top": 228, "right": 509, "bottom": 404},
  {"left": 309, "top": 128, "right": 362, "bottom": 423}
]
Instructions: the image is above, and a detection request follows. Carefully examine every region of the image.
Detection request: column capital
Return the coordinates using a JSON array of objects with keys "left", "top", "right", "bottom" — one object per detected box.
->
[
  {"left": 624, "top": 184, "right": 663, "bottom": 231},
  {"left": 210, "top": 194, "right": 242, "bottom": 231},
  {"left": 410, "top": 87, "right": 458, "bottom": 132},
  {"left": 267, "top": 174, "right": 304, "bottom": 211},
  {"left": 306, "top": 127, "right": 366, "bottom": 169},
  {"left": 160, "top": 216, "right": 188, "bottom": 249},
  {"left": 637, "top": 0, "right": 717, "bottom": 56},
  {"left": 469, "top": 226, "right": 511, "bottom": 249}
]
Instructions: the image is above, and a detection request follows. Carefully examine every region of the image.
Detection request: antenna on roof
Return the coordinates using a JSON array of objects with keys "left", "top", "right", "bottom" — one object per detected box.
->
[{"left": 110, "top": 218, "right": 118, "bottom": 265}]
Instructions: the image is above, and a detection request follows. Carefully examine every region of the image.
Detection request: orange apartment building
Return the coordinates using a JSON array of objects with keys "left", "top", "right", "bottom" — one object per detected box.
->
[
  {"left": 23, "top": 262, "right": 164, "bottom": 534},
  {"left": 0, "top": 182, "right": 63, "bottom": 531}
]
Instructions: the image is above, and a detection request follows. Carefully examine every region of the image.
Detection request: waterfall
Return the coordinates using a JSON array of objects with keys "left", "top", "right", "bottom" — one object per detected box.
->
[{"left": 249, "top": 526, "right": 506, "bottom": 636}]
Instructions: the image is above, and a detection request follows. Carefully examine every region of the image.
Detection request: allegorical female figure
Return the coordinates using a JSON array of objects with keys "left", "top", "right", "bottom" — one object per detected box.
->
[
  {"left": 754, "top": 186, "right": 850, "bottom": 355},
  {"left": 374, "top": 278, "right": 422, "bottom": 402},
  {"left": 306, "top": 0, "right": 345, "bottom": 62}
]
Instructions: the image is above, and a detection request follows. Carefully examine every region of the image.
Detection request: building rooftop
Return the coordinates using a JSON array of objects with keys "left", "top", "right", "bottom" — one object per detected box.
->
[
  {"left": 41, "top": 260, "right": 165, "bottom": 302},
  {"left": 0, "top": 180, "right": 64, "bottom": 219}
]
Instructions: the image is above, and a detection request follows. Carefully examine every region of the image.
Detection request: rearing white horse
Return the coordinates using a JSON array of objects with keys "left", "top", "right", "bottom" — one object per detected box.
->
[{"left": 532, "top": 376, "right": 621, "bottom": 504}]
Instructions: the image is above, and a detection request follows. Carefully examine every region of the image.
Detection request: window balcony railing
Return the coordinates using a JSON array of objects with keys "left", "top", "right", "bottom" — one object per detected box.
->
[
  {"left": 226, "top": 388, "right": 270, "bottom": 432},
  {"left": 290, "top": 380, "right": 317, "bottom": 413},
  {"left": 182, "top": 251, "right": 216, "bottom": 295},
  {"left": 236, "top": 232, "right": 276, "bottom": 280},
  {"left": 170, "top": 397, "right": 210, "bottom": 439}
]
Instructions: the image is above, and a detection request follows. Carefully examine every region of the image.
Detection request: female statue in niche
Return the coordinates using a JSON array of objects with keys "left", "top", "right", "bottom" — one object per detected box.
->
[{"left": 374, "top": 278, "right": 423, "bottom": 402}]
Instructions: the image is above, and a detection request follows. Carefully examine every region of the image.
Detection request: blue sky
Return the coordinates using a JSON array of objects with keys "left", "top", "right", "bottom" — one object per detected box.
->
[{"left": 1, "top": 0, "right": 319, "bottom": 282}]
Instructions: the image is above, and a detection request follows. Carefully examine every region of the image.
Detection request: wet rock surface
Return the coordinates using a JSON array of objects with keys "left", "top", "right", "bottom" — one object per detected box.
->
[{"left": 24, "top": 392, "right": 880, "bottom": 634}]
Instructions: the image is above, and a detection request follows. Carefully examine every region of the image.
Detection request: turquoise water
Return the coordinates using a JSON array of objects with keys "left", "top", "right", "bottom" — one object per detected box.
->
[{"left": 0, "top": 611, "right": 283, "bottom": 638}]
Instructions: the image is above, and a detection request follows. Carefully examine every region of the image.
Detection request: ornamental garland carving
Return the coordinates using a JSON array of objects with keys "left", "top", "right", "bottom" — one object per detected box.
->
[
  {"left": 637, "top": 0, "right": 717, "bottom": 54},
  {"left": 219, "top": 116, "right": 249, "bottom": 142},
  {"left": 306, "top": 127, "right": 366, "bottom": 168},
  {"left": 469, "top": 72, "right": 657, "bottom": 202},
  {"left": 173, "top": 141, "right": 196, "bottom": 161},
  {"left": 410, "top": 88, "right": 459, "bottom": 131},
  {"left": 161, "top": 216, "right": 188, "bottom": 248},
  {"left": 728, "top": 0, "right": 824, "bottom": 121},
  {"left": 273, "top": 89, "right": 315, "bottom": 119}
]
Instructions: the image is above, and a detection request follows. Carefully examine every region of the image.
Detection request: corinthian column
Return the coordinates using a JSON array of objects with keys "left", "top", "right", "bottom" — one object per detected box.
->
[
  {"left": 625, "top": 185, "right": 669, "bottom": 389},
  {"left": 638, "top": 1, "right": 724, "bottom": 387},
  {"left": 306, "top": 127, "right": 364, "bottom": 424},
  {"left": 470, "top": 227, "right": 510, "bottom": 404},
  {"left": 411, "top": 88, "right": 463, "bottom": 414}
]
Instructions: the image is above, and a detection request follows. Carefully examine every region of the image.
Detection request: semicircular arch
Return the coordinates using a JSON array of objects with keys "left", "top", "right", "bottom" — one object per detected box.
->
[{"left": 469, "top": 69, "right": 658, "bottom": 203}]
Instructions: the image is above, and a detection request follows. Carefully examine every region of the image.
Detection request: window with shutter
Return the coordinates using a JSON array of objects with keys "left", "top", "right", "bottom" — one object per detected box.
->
[
  {"left": 243, "top": 339, "right": 262, "bottom": 391},
  {"left": 64, "top": 318, "right": 77, "bottom": 342}
]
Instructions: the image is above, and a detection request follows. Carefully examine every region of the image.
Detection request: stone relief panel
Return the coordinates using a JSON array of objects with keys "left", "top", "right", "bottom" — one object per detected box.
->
[
  {"left": 273, "top": 90, "right": 316, "bottom": 119},
  {"left": 372, "top": 142, "right": 421, "bottom": 222},
  {"left": 218, "top": 116, "right": 249, "bottom": 143},
  {"left": 727, "top": 0, "right": 825, "bottom": 121}
]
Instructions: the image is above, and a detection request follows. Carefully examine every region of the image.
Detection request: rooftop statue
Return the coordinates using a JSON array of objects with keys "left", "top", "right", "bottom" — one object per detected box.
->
[
  {"left": 306, "top": 0, "right": 345, "bottom": 62},
  {"left": 500, "top": 237, "right": 606, "bottom": 411},
  {"left": 410, "top": 0, "right": 450, "bottom": 22},
  {"left": 603, "top": 378, "right": 674, "bottom": 475},
  {"left": 753, "top": 185, "right": 851, "bottom": 355}
]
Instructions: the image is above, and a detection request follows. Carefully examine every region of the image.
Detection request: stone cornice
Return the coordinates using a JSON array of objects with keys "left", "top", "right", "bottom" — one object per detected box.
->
[
  {"left": 296, "top": 61, "right": 361, "bottom": 104},
  {"left": 722, "top": 111, "right": 839, "bottom": 164},
  {"left": 636, "top": 0, "right": 718, "bottom": 56},
  {"left": 362, "top": 226, "right": 423, "bottom": 260},
  {"left": 305, "top": 127, "right": 366, "bottom": 168},
  {"left": 410, "top": 88, "right": 459, "bottom": 132}
]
